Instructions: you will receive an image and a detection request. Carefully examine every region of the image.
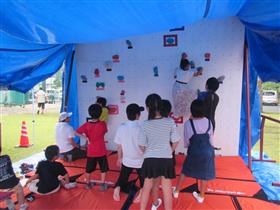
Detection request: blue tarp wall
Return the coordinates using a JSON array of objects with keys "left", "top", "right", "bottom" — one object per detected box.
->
[{"left": 0, "top": 0, "right": 280, "bottom": 154}]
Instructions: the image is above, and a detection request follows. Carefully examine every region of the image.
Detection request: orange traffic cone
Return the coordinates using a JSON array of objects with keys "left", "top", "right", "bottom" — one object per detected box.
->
[{"left": 15, "top": 121, "right": 32, "bottom": 147}]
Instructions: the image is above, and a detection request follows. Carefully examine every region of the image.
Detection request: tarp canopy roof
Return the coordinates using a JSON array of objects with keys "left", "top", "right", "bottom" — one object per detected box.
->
[{"left": 0, "top": 0, "right": 279, "bottom": 92}]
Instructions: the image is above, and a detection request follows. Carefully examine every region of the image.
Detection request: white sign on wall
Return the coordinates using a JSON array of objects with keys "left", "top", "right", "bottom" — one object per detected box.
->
[{"left": 76, "top": 17, "right": 244, "bottom": 156}]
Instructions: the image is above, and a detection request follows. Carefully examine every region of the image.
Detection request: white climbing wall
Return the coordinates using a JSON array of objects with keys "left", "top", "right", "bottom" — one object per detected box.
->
[{"left": 76, "top": 17, "right": 244, "bottom": 156}]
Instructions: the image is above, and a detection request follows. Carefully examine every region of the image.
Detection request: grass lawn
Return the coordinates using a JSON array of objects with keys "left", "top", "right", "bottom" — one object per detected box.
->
[
  {"left": 253, "top": 112, "right": 280, "bottom": 163},
  {"left": 1, "top": 113, "right": 58, "bottom": 162}
]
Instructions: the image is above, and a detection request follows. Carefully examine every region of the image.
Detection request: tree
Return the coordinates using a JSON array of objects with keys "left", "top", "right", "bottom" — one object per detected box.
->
[
  {"left": 262, "top": 82, "right": 280, "bottom": 93},
  {"left": 53, "top": 68, "right": 63, "bottom": 89}
]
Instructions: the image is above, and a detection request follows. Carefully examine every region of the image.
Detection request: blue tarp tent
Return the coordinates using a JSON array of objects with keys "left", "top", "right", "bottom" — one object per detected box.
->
[{"left": 0, "top": 0, "right": 280, "bottom": 157}]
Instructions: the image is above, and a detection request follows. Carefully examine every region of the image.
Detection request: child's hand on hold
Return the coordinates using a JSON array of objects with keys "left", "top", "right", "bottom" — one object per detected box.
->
[
  {"left": 217, "top": 75, "right": 225, "bottom": 84},
  {"left": 197, "top": 67, "right": 203, "bottom": 75}
]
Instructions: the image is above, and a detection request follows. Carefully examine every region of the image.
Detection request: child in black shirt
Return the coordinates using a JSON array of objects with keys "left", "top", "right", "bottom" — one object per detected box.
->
[
  {"left": 25, "top": 145, "right": 76, "bottom": 195},
  {"left": 197, "top": 77, "right": 223, "bottom": 131}
]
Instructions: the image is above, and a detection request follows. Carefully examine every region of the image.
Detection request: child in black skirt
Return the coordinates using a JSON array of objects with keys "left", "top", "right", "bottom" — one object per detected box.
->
[
  {"left": 173, "top": 99, "right": 215, "bottom": 203},
  {"left": 138, "top": 94, "right": 180, "bottom": 210}
]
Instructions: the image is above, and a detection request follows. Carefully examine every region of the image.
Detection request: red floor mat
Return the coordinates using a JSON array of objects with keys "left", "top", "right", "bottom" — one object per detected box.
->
[
  {"left": 215, "top": 156, "right": 255, "bottom": 181},
  {"left": 206, "top": 179, "right": 261, "bottom": 196},
  {"left": 66, "top": 167, "right": 85, "bottom": 177},
  {"left": 171, "top": 177, "right": 197, "bottom": 189},
  {"left": 130, "top": 191, "right": 236, "bottom": 210},
  {"left": 0, "top": 167, "right": 84, "bottom": 209},
  {"left": 57, "top": 151, "right": 117, "bottom": 170},
  {"left": 27, "top": 184, "right": 127, "bottom": 210},
  {"left": 175, "top": 155, "right": 254, "bottom": 181},
  {"left": 173, "top": 193, "right": 236, "bottom": 210},
  {"left": 2, "top": 156, "right": 277, "bottom": 210},
  {"left": 57, "top": 158, "right": 87, "bottom": 168},
  {"left": 76, "top": 171, "right": 138, "bottom": 186}
]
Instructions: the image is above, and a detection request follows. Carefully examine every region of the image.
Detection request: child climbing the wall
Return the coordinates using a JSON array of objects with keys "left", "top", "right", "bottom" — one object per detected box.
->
[
  {"left": 197, "top": 76, "right": 224, "bottom": 131},
  {"left": 76, "top": 104, "right": 109, "bottom": 191},
  {"left": 96, "top": 97, "right": 109, "bottom": 122},
  {"left": 26, "top": 145, "right": 76, "bottom": 195},
  {"left": 173, "top": 99, "right": 215, "bottom": 203},
  {"left": 138, "top": 94, "right": 180, "bottom": 210},
  {"left": 172, "top": 53, "right": 203, "bottom": 118},
  {"left": 113, "top": 103, "right": 145, "bottom": 203}
]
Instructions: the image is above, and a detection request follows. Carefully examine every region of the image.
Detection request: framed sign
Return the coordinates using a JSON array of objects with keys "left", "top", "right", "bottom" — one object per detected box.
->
[
  {"left": 169, "top": 112, "right": 183, "bottom": 124},
  {"left": 163, "top": 34, "right": 178, "bottom": 47},
  {"left": 108, "top": 105, "right": 119, "bottom": 115}
]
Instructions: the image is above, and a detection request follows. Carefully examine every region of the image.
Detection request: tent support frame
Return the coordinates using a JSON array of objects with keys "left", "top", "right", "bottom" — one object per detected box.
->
[
  {"left": 64, "top": 50, "right": 75, "bottom": 111},
  {"left": 245, "top": 44, "right": 252, "bottom": 171}
]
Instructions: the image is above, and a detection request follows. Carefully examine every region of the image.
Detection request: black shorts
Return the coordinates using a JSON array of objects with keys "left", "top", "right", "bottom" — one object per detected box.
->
[
  {"left": 38, "top": 103, "right": 45, "bottom": 109},
  {"left": 86, "top": 156, "right": 109, "bottom": 173}
]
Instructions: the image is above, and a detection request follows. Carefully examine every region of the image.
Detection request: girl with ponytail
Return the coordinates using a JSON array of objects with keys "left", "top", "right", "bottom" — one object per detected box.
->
[{"left": 138, "top": 93, "right": 180, "bottom": 210}]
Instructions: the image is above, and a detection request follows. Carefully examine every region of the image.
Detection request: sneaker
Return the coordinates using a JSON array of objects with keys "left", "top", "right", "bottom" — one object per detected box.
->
[
  {"left": 172, "top": 186, "right": 179, "bottom": 198},
  {"left": 113, "top": 187, "right": 120, "bottom": 201},
  {"left": 192, "top": 191, "right": 204, "bottom": 203},
  {"left": 64, "top": 182, "right": 77, "bottom": 189},
  {"left": 99, "top": 183, "right": 108, "bottom": 191},
  {"left": 151, "top": 198, "right": 162, "bottom": 210},
  {"left": 19, "top": 203, "right": 28, "bottom": 210},
  {"left": 84, "top": 182, "right": 94, "bottom": 190},
  {"left": 26, "top": 195, "right": 35, "bottom": 202}
]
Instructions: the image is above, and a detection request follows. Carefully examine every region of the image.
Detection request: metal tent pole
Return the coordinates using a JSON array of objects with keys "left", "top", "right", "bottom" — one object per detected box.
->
[
  {"left": 245, "top": 44, "right": 252, "bottom": 171},
  {"left": 0, "top": 91, "right": 3, "bottom": 154},
  {"left": 64, "top": 51, "right": 75, "bottom": 112},
  {"left": 32, "top": 88, "right": 35, "bottom": 145}
]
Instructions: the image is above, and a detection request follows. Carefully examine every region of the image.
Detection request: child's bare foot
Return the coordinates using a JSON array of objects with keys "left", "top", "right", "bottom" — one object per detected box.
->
[{"left": 113, "top": 187, "right": 120, "bottom": 201}]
